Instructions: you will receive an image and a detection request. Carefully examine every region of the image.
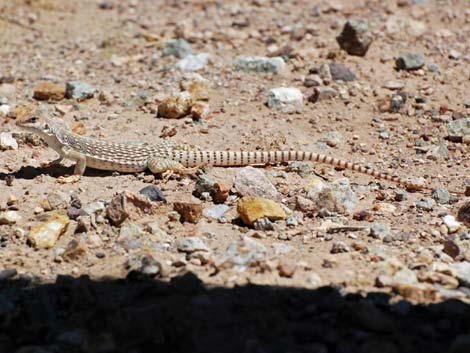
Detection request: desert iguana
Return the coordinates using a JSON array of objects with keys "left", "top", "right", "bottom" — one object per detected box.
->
[{"left": 17, "top": 117, "right": 445, "bottom": 192}]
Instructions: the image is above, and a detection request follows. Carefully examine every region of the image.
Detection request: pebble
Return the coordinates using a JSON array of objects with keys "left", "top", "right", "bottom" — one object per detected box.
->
[
  {"left": 0, "top": 210, "right": 22, "bottom": 225},
  {"left": 158, "top": 91, "right": 193, "bottom": 119},
  {"left": 180, "top": 73, "right": 210, "bottom": 100},
  {"left": 395, "top": 52, "right": 425, "bottom": 71},
  {"left": 306, "top": 272, "right": 323, "bottom": 288},
  {"left": 449, "top": 261, "right": 470, "bottom": 287},
  {"left": 278, "top": 259, "right": 297, "bottom": 278},
  {"left": 272, "top": 242, "right": 294, "bottom": 255},
  {"left": 288, "top": 161, "right": 311, "bottom": 177},
  {"left": 427, "top": 63, "right": 439, "bottom": 72},
  {"left": 83, "top": 201, "right": 106, "bottom": 215},
  {"left": 336, "top": 18, "right": 373, "bottom": 56},
  {"left": 27, "top": 210, "right": 70, "bottom": 248},
  {"left": 0, "top": 132, "right": 18, "bottom": 150},
  {"left": 33, "top": 81, "right": 65, "bottom": 101},
  {"left": 42, "top": 191, "right": 69, "bottom": 211},
  {"left": 308, "top": 178, "right": 358, "bottom": 215},
  {"left": 173, "top": 201, "right": 203, "bottom": 223},
  {"left": 295, "top": 195, "right": 317, "bottom": 215},
  {"left": 329, "top": 63, "right": 356, "bottom": 81},
  {"left": 214, "top": 236, "right": 267, "bottom": 271},
  {"left": 203, "top": 204, "right": 230, "bottom": 220},
  {"left": 431, "top": 187, "right": 450, "bottom": 204},
  {"left": 267, "top": 87, "right": 303, "bottom": 114},
  {"left": 330, "top": 241, "right": 351, "bottom": 254},
  {"left": 176, "top": 53, "right": 211, "bottom": 71},
  {"left": 233, "top": 56, "right": 286, "bottom": 74},
  {"left": 442, "top": 215, "right": 462, "bottom": 234},
  {"left": 448, "top": 118, "right": 470, "bottom": 139},
  {"left": 106, "top": 191, "right": 160, "bottom": 226},
  {"left": 162, "top": 39, "right": 193, "bottom": 58},
  {"left": 119, "top": 222, "right": 143, "bottom": 238},
  {"left": 389, "top": 94, "right": 405, "bottom": 113},
  {"left": 237, "top": 196, "right": 286, "bottom": 225},
  {"left": 234, "top": 166, "right": 280, "bottom": 200},
  {"left": 457, "top": 202, "right": 470, "bottom": 227},
  {"left": 319, "top": 131, "right": 343, "bottom": 147},
  {"left": 191, "top": 102, "right": 211, "bottom": 120},
  {"left": 448, "top": 49, "right": 461, "bottom": 60},
  {"left": 176, "top": 237, "right": 210, "bottom": 253},
  {"left": 370, "top": 222, "right": 391, "bottom": 240},
  {"left": 253, "top": 217, "right": 277, "bottom": 231},
  {"left": 139, "top": 185, "right": 166, "bottom": 203},
  {"left": 308, "top": 86, "right": 338, "bottom": 103},
  {"left": 65, "top": 80, "right": 96, "bottom": 100},
  {"left": 304, "top": 74, "right": 323, "bottom": 87},
  {"left": 0, "top": 104, "right": 10, "bottom": 117},
  {"left": 415, "top": 198, "right": 436, "bottom": 211}
]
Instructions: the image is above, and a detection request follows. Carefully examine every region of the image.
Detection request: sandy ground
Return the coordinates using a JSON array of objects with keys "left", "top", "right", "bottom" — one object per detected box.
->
[{"left": 1, "top": 0, "right": 470, "bottom": 352}]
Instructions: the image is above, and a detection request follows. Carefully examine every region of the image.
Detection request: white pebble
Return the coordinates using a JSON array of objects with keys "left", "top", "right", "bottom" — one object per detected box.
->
[
  {"left": 442, "top": 215, "right": 462, "bottom": 234},
  {"left": 0, "top": 132, "right": 18, "bottom": 150},
  {"left": 267, "top": 87, "right": 303, "bottom": 114}
]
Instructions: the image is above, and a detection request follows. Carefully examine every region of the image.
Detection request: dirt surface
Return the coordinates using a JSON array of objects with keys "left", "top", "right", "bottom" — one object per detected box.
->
[{"left": 1, "top": 0, "right": 470, "bottom": 352}]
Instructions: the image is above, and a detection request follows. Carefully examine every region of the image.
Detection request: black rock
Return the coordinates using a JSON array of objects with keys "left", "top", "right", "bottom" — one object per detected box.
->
[{"left": 139, "top": 185, "right": 166, "bottom": 203}]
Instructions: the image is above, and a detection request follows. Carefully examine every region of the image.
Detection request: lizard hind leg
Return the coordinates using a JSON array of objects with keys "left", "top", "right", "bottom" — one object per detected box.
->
[{"left": 147, "top": 157, "right": 198, "bottom": 180}]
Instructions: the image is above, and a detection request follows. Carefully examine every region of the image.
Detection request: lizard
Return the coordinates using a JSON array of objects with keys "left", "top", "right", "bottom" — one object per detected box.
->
[{"left": 16, "top": 117, "right": 455, "bottom": 193}]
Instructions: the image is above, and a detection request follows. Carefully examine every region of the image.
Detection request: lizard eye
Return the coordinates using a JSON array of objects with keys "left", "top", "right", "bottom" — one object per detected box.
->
[{"left": 28, "top": 117, "right": 39, "bottom": 123}]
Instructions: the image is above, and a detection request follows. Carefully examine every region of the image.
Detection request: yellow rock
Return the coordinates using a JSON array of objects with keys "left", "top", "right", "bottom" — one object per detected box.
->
[
  {"left": 33, "top": 81, "right": 66, "bottom": 101},
  {"left": 158, "top": 91, "right": 193, "bottom": 119},
  {"left": 237, "top": 196, "right": 286, "bottom": 225},
  {"left": 27, "top": 210, "right": 70, "bottom": 248}
]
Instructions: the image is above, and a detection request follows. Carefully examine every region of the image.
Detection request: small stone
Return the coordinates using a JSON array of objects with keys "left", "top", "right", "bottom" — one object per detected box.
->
[
  {"left": 233, "top": 56, "right": 286, "bottom": 74},
  {"left": 329, "top": 63, "right": 356, "bottom": 81},
  {"left": 288, "top": 161, "right": 311, "bottom": 177},
  {"left": 0, "top": 104, "right": 10, "bottom": 117},
  {"left": 448, "top": 118, "right": 470, "bottom": 140},
  {"left": 65, "top": 81, "right": 96, "bottom": 100},
  {"left": 306, "top": 272, "right": 323, "bottom": 288},
  {"left": 33, "top": 81, "right": 65, "bottom": 101},
  {"left": 278, "top": 259, "right": 297, "bottom": 278},
  {"left": 427, "top": 63, "right": 439, "bottom": 72},
  {"left": 234, "top": 166, "right": 280, "bottom": 200},
  {"left": 0, "top": 132, "right": 18, "bottom": 150},
  {"left": 443, "top": 215, "right": 462, "bottom": 234},
  {"left": 203, "top": 204, "right": 230, "bottom": 220},
  {"left": 370, "top": 222, "right": 391, "bottom": 240},
  {"left": 106, "top": 191, "right": 160, "bottom": 226},
  {"left": 191, "top": 102, "right": 210, "bottom": 120},
  {"left": 0, "top": 210, "right": 22, "bottom": 225},
  {"left": 158, "top": 91, "right": 193, "bottom": 119},
  {"left": 139, "top": 185, "right": 166, "bottom": 203},
  {"left": 319, "top": 131, "right": 343, "bottom": 147},
  {"left": 383, "top": 81, "right": 405, "bottom": 90},
  {"left": 449, "top": 49, "right": 461, "bottom": 60},
  {"left": 173, "top": 201, "right": 203, "bottom": 223},
  {"left": 295, "top": 196, "right": 317, "bottom": 216},
  {"left": 42, "top": 191, "right": 69, "bottom": 211},
  {"left": 443, "top": 239, "right": 460, "bottom": 259},
  {"left": 330, "top": 240, "right": 351, "bottom": 254},
  {"left": 389, "top": 94, "right": 406, "bottom": 112},
  {"left": 27, "top": 210, "right": 70, "bottom": 248},
  {"left": 415, "top": 198, "right": 436, "bottom": 211},
  {"left": 353, "top": 210, "right": 374, "bottom": 222},
  {"left": 83, "top": 201, "right": 106, "bottom": 215},
  {"left": 304, "top": 74, "right": 323, "bottom": 87},
  {"left": 309, "top": 178, "right": 358, "bottom": 215},
  {"left": 0, "top": 268, "right": 17, "bottom": 280},
  {"left": 214, "top": 236, "right": 267, "bottom": 271},
  {"left": 432, "top": 187, "right": 450, "bottom": 204},
  {"left": 336, "top": 18, "right": 373, "bottom": 56},
  {"left": 272, "top": 242, "right": 294, "bottom": 255},
  {"left": 175, "top": 53, "right": 211, "bottom": 71},
  {"left": 267, "top": 87, "right": 303, "bottom": 114},
  {"left": 308, "top": 86, "right": 338, "bottom": 103},
  {"left": 395, "top": 52, "right": 425, "bottom": 71},
  {"left": 457, "top": 202, "right": 470, "bottom": 227},
  {"left": 237, "top": 196, "right": 286, "bottom": 225},
  {"left": 180, "top": 73, "right": 210, "bottom": 100},
  {"left": 253, "top": 217, "right": 277, "bottom": 231},
  {"left": 66, "top": 206, "right": 86, "bottom": 220},
  {"left": 162, "top": 39, "right": 193, "bottom": 58},
  {"left": 449, "top": 261, "right": 470, "bottom": 287},
  {"left": 177, "top": 236, "right": 210, "bottom": 253}
]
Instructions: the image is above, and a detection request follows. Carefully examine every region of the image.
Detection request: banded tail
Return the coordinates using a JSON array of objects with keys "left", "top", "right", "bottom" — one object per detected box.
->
[{"left": 171, "top": 150, "right": 430, "bottom": 192}]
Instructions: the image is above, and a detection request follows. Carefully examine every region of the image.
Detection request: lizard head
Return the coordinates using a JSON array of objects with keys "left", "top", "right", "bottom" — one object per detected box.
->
[{"left": 17, "top": 117, "right": 65, "bottom": 146}]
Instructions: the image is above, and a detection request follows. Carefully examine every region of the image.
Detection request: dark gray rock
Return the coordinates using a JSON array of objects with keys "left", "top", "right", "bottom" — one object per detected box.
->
[{"left": 336, "top": 18, "right": 373, "bottom": 56}]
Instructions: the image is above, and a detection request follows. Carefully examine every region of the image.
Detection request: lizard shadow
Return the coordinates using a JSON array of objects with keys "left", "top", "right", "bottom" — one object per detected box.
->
[{"left": 0, "top": 165, "right": 115, "bottom": 181}]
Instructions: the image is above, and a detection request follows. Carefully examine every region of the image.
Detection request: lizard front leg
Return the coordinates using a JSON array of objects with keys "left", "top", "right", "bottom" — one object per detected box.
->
[{"left": 61, "top": 146, "right": 87, "bottom": 175}]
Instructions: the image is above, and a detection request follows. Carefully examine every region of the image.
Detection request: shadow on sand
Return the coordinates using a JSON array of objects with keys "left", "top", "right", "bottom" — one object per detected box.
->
[{"left": 1, "top": 272, "right": 469, "bottom": 353}]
